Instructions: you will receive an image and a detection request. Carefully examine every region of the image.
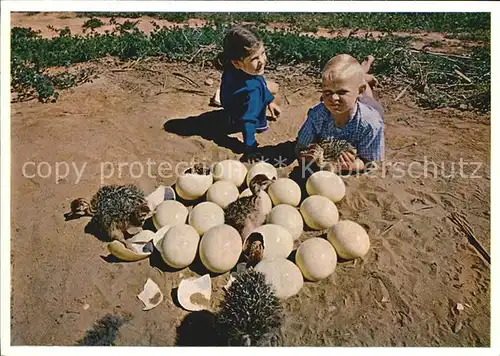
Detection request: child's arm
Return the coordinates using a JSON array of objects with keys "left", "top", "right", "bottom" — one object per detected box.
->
[
  {"left": 238, "top": 85, "right": 267, "bottom": 152},
  {"left": 264, "top": 78, "right": 281, "bottom": 121},
  {"left": 295, "top": 109, "right": 319, "bottom": 162},
  {"left": 356, "top": 121, "right": 385, "bottom": 165}
]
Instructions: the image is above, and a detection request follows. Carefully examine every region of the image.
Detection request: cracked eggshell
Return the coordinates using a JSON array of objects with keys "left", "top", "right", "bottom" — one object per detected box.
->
[
  {"left": 206, "top": 180, "right": 239, "bottom": 209},
  {"left": 107, "top": 241, "right": 151, "bottom": 262},
  {"left": 153, "top": 200, "right": 189, "bottom": 229},
  {"left": 268, "top": 178, "right": 302, "bottom": 207},
  {"left": 188, "top": 201, "right": 225, "bottom": 236},
  {"left": 212, "top": 160, "right": 248, "bottom": 187},
  {"left": 199, "top": 224, "right": 242, "bottom": 273},
  {"left": 129, "top": 229, "right": 156, "bottom": 244},
  {"left": 266, "top": 204, "right": 303, "bottom": 240},
  {"left": 175, "top": 170, "right": 213, "bottom": 201},
  {"left": 300, "top": 195, "right": 339, "bottom": 230},
  {"left": 250, "top": 224, "right": 293, "bottom": 260},
  {"left": 239, "top": 188, "right": 273, "bottom": 215},
  {"left": 146, "top": 185, "right": 176, "bottom": 212},
  {"left": 152, "top": 225, "right": 172, "bottom": 250},
  {"left": 137, "top": 278, "right": 163, "bottom": 311},
  {"left": 327, "top": 220, "right": 370, "bottom": 260},
  {"left": 295, "top": 238, "right": 337, "bottom": 281},
  {"left": 255, "top": 258, "right": 303, "bottom": 300},
  {"left": 177, "top": 274, "right": 212, "bottom": 312},
  {"left": 246, "top": 162, "right": 278, "bottom": 187},
  {"left": 159, "top": 224, "right": 200, "bottom": 269},
  {"left": 306, "top": 171, "right": 346, "bottom": 203}
]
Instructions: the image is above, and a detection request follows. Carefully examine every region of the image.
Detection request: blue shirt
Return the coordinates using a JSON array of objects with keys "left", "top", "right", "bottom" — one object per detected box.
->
[
  {"left": 296, "top": 100, "right": 385, "bottom": 162},
  {"left": 220, "top": 67, "right": 274, "bottom": 148}
]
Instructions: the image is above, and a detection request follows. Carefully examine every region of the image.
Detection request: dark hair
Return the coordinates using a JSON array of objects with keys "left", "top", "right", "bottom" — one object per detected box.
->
[{"left": 215, "top": 26, "right": 263, "bottom": 71}]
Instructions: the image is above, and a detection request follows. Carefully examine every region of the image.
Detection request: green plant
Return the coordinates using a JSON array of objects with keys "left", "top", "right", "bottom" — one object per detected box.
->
[
  {"left": 10, "top": 22, "right": 490, "bottom": 112},
  {"left": 76, "top": 12, "right": 491, "bottom": 41},
  {"left": 82, "top": 17, "right": 104, "bottom": 32}
]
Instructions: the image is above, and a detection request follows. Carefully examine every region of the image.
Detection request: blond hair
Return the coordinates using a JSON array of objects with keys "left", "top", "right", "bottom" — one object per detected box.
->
[{"left": 322, "top": 54, "right": 365, "bottom": 87}]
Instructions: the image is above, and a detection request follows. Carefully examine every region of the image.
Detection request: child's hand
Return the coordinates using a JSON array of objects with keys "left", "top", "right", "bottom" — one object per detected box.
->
[
  {"left": 336, "top": 152, "right": 361, "bottom": 171},
  {"left": 267, "top": 102, "right": 281, "bottom": 121}
]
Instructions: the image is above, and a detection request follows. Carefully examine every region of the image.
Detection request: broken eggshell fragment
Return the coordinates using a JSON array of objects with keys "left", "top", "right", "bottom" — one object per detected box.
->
[
  {"left": 107, "top": 240, "right": 151, "bottom": 262},
  {"left": 177, "top": 274, "right": 212, "bottom": 312},
  {"left": 137, "top": 278, "right": 164, "bottom": 311},
  {"left": 152, "top": 225, "right": 172, "bottom": 250},
  {"left": 145, "top": 185, "right": 177, "bottom": 217}
]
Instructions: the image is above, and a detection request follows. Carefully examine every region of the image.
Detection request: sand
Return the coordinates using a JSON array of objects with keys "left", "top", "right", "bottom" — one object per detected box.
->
[{"left": 9, "top": 13, "right": 490, "bottom": 347}]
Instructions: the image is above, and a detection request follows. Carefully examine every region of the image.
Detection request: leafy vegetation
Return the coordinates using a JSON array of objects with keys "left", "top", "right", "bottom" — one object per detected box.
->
[
  {"left": 82, "top": 17, "right": 104, "bottom": 33},
  {"left": 76, "top": 12, "right": 490, "bottom": 41},
  {"left": 11, "top": 20, "right": 490, "bottom": 112}
]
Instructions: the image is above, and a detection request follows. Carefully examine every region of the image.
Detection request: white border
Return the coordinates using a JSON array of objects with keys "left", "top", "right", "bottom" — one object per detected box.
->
[
  {"left": 1, "top": 1, "right": 498, "bottom": 13},
  {"left": 1, "top": 1, "right": 498, "bottom": 356}
]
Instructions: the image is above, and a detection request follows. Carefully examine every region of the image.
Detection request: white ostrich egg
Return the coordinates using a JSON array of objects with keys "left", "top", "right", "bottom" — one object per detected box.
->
[
  {"left": 246, "top": 162, "right": 278, "bottom": 187},
  {"left": 153, "top": 200, "right": 189, "bottom": 229},
  {"left": 206, "top": 180, "right": 239, "bottom": 209},
  {"left": 266, "top": 204, "right": 303, "bottom": 240},
  {"left": 160, "top": 224, "right": 200, "bottom": 269},
  {"left": 199, "top": 224, "right": 242, "bottom": 273},
  {"left": 188, "top": 202, "right": 225, "bottom": 236},
  {"left": 251, "top": 224, "right": 293, "bottom": 260},
  {"left": 175, "top": 171, "right": 213, "bottom": 201},
  {"left": 295, "top": 238, "right": 337, "bottom": 281},
  {"left": 255, "top": 258, "right": 303, "bottom": 299},
  {"left": 327, "top": 220, "right": 370, "bottom": 260},
  {"left": 212, "top": 160, "right": 248, "bottom": 187},
  {"left": 306, "top": 171, "right": 346, "bottom": 203},
  {"left": 267, "top": 178, "right": 302, "bottom": 207},
  {"left": 300, "top": 195, "right": 339, "bottom": 230},
  {"left": 239, "top": 188, "right": 273, "bottom": 215}
]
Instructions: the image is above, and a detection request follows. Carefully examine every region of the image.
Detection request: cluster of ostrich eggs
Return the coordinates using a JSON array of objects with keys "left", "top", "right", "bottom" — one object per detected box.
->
[
  {"left": 293, "top": 220, "right": 371, "bottom": 283},
  {"left": 142, "top": 159, "right": 370, "bottom": 300}
]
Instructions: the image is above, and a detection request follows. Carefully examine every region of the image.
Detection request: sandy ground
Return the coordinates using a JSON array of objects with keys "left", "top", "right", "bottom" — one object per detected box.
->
[{"left": 9, "top": 13, "right": 490, "bottom": 347}]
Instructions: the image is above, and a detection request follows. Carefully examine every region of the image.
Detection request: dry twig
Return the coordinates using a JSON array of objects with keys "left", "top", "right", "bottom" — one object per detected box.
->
[
  {"left": 172, "top": 72, "right": 199, "bottom": 88},
  {"left": 380, "top": 219, "right": 404, "bottom": 237},
  {"left": 409, "top": 48, "right": 471, "bottom": 61},
  {"left": 448, "top": 211, "right": 490, "bottom": 264},
  {"left": 402, "top": 205, "right": 435, "bottom": 215},
  {"left": 395, "top": 84, "right": 411, "bottom": 101}
]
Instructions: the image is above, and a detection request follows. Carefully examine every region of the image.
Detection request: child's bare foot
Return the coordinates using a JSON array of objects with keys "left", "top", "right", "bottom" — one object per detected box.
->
[
  {"left": 361, "top": 55, "right": 375, "bottom": 74},
  {"left": 361, "top": 55, "right": 378, "bottom": 87},
  {"left": 365, "top": 73, "right": 379, "bottom": 88}
]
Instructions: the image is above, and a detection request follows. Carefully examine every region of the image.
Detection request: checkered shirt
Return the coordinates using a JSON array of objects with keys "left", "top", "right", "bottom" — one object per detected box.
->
[{"left": 296, "top": 101, "right": 385, "bottom": 162}]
